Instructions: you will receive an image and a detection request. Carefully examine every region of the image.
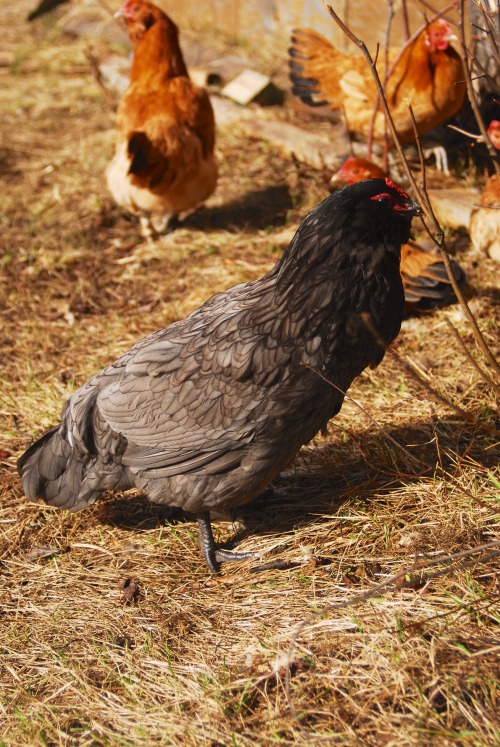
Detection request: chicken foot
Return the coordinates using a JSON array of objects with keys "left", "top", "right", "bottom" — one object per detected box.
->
[
  {"left": 139, "top": 213, "right": 181, "bottom": 239},
  {"left": 197, "top": 511, "right": 258, "bottom": 573}
]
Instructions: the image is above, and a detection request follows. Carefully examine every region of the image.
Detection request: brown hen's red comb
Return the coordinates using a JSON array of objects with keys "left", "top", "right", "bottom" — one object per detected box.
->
[{"left": 385, "top": 177, "right": 409, "bottom": 199}]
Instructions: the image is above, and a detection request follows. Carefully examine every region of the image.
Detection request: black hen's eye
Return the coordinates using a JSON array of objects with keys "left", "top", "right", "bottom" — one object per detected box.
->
[
  {"left": 377, "top": 195, "right": 391, "bottom": 206},
  {"left": 370, "top": 192, "right": 393, "bottom": 207}
]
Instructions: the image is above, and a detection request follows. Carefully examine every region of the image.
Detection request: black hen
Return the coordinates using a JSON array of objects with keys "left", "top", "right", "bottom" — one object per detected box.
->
[{"left": 18, "top": 179, "right": 420, "bottom": 572}]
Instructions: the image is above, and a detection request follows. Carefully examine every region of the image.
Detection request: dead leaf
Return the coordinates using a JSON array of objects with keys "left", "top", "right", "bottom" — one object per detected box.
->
[{"left": 118, "top": 577, "right": 139, "bottom": 604}]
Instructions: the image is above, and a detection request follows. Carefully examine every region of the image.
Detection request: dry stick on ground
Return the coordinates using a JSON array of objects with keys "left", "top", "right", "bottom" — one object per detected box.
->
[
  {"left": 325, "top": 2, "right": 500, "bottom": 389},
  {"left": 458, "top": 0, "right": 500, "bottom": 171}
]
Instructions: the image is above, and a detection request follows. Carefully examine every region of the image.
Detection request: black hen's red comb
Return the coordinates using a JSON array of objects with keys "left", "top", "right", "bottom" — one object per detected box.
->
[{"left": 385, "top": 177, "right": 410, "bottom": 199}]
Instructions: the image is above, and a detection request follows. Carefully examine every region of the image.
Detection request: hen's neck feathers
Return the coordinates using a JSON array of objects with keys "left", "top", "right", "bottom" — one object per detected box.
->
[
  {"left": 262, "top": 192, "right": 408, "bottom": 352},
  {"left": 130, "top": 18, "right": 189, "bottom": 86},
  {"left": 389, "top": 31, "right": 435, "bottom": 102}
]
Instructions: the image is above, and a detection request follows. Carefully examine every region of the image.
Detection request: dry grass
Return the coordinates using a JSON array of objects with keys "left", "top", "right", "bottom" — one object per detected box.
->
[{"left": 1, "top": 2, "right": 499, "bottom": 746}]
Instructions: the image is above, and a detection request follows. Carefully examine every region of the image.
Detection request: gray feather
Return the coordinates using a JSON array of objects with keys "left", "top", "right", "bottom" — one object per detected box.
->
[{"left": 18, "top": 180, "right": 417, "bottom": 520}]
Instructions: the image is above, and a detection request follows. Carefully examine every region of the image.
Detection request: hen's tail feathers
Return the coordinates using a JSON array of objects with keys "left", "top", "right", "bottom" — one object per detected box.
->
[
  {"left": 402, "top": 253, "right": 467, "bottom": 312},
  {"left": 17, "top": 426, "right": 86, "bottom": 511},
  {"left": 288, "top": 28, "right": 333, "bottom": 108}
]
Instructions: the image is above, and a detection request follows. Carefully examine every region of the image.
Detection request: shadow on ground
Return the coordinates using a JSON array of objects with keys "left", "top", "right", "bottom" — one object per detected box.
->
[
  {"left": 184, "top": 184, "right": 293, "bottom": 232},
  {"left": 94, "top": 415, "right": 496, "bottom": 541}
]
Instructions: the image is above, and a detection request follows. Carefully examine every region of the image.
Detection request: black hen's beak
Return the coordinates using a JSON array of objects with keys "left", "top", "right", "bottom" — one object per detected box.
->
[{"left": 406, "top": 201, "right": 423, "bottom": 217}]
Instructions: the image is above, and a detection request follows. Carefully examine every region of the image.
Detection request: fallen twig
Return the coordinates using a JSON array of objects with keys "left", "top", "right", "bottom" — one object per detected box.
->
[{"left": 286, "top": 540, "right": 500, "bottom": 719}]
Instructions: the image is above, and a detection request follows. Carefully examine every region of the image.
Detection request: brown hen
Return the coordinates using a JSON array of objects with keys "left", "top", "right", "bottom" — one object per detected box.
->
[
  {"left": 289, "top": 20, "right": 465, "bottom": 145},
  {"left": 106, "top": 0, "right": 217, "bottom": 236},
  {"left": 469, "top": 173, "right": 500, "bottom": 262}
]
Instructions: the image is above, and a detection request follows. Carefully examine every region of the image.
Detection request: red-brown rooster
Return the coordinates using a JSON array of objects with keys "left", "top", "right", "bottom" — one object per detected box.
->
[
  {"left": 289, "top": 19, "right": 466, "bottom": 145},
  {"left": 330, "top": 156, "right": 467, "bottom": 312},
  {"left": 107, "top": 0, "right": 217, "bottom": 236}
]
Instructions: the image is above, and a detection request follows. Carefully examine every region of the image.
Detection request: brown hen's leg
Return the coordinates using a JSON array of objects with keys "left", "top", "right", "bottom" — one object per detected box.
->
[{"left": 197, "top": 512, "right": 258, "bottom": 573}]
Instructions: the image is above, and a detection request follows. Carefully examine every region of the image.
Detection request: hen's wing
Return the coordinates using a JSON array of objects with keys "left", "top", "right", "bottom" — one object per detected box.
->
[
  {"left": 126, "top": 123, "right": 199, "bottom": 189},
  {"left": 118, "top": 77, "right": 216, "bottom": 192},
  {"left": 80, "top": 283, "right": 290, "bottom": 479}
]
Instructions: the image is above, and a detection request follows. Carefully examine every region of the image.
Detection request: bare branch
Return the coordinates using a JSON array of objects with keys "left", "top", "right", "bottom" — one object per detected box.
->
[
  {"left": 401, "top": 0, "right": 411, "bottom": 40},
  {"left": 418, "top": 0, "right": 461, "bottom": 25},
  {"left": 407, "top": 102, "right": 428, "bottom": 195},
  {"left": 325, "top": 1, "right": 500, "bottom": 383},
  {"left": 458, "top": 0, "right": 500, "bottom": 170},
  {"left": 477, "top": 0, "right": 500, "bottom": 61}
]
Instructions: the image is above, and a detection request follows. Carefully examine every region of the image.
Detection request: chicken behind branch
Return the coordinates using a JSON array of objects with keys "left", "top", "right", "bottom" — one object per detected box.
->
[
  {"left": 487, "top": 120, "right": 500, "bottom": 150},
  {"left": 469, "top": 173, "right": 500, "bottom": 262},
  {"left": 329, "top": 156, "right": 385, "bottom": 189},
  {"left": 18, "top": 179, "right": 420, "bottom": 573},
  {"left": 330, "top": 156, "right": 467, "bottom": 313},
  {"left": 106, "top": 0, "right": 217, "bottom": 237},
  {"left": 289, "top": 20, "right": 466, "bottom": 145}
]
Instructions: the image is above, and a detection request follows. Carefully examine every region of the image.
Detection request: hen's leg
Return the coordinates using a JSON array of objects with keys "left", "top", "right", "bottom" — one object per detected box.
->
[
  {"left": 138, "top": 213, "right": 179, "bottom": 239},
  {"left": 139, "top": 215, "right": 155, "bottom": 240},
  {"left": 197, "top": 512, "right": 258, "bottom": 573},
  {"left": 150, "top": 212, "right": 180, "bottom": 235}
]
